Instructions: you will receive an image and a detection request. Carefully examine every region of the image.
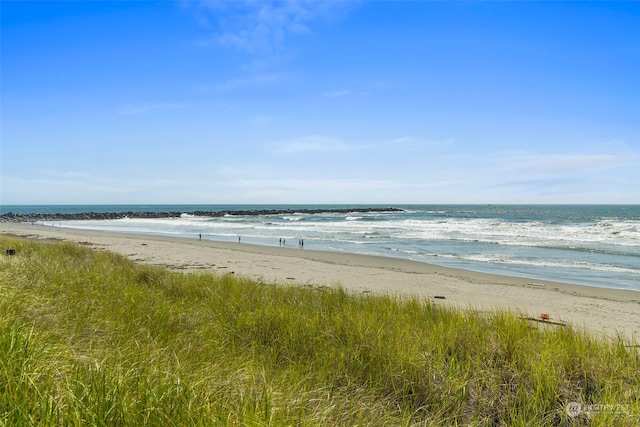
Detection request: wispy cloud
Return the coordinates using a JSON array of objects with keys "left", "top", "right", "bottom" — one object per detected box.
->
[
  {"left": 119, "top": 102, "right": 184, "bottom": 115},
  {"left": 214, "top": 162, "right": 275, "bottom": 179},
  {"left": 321, "top": 89, "right": 351, "bottom": 98},
  {"left": 390, "top": 137, "right": 454, "bottom": 147},
  {"left": 1, "top": 170, "right": 211, "bottom": 204},
  {"left": 198, "top": 73, "right": 284, "bottom": 92},
  {"left": 276, "top": 135, "right": 354, "bottom": 154},
  {"left": 509, "top": 153, "right": 638, "bottom": 175},
  {"left": 489, "top": 176, "right": 640, "bottom": 204},
  {"left": 494, "top": 178, "right": 579, "bottom": 191},
  {"left": 195, "top": 0, "right": 357, "bottom": 55},
  {"left": 482, "top": 148, "right": 640, "bottom": 202},
  {"left": 38, "top": 170, "right": 98, "bottom": 180},
  {"left": 216, "top": 178, "right": 463, "bottom": 203},
  {"left": 2, "top": 173, "right": 133, "bottom": 203},
  {"left": 390, "top": 137, "right": 416, "bottom": 145},
  {"left": 321, "top": 89, "right": 370, "bottom": 98}
]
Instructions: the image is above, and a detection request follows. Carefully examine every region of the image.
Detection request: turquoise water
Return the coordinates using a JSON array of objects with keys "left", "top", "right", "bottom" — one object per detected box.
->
[{"left": 3, "top": 204, "right": 639, "bottom": 291}]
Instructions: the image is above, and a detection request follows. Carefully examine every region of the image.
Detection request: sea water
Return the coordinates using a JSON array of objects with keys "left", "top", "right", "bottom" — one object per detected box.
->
[{"left": 3, "top": 204, "right": 639, "bottom": 291}]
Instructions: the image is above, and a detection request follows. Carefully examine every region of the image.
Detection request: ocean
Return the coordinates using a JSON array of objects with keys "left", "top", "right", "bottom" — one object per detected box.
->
[{"left": 2, "top": 204, "right": 639, "bottom": 292}]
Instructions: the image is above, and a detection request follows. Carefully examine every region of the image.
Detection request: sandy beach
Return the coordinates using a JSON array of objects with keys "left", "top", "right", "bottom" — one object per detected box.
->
[{"left": 2, "top": 222, "right": 639, "bottom": 342}]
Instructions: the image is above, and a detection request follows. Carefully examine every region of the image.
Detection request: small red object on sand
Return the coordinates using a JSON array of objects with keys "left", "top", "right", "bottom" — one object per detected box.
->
[{"left": 540, "top": 313, "right": 550, "bottom": 321}]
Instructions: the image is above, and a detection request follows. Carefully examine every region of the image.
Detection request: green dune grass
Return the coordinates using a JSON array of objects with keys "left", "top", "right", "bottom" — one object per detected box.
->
[{"left": 0, "top": 236, "right": 638, "bottom": 426}]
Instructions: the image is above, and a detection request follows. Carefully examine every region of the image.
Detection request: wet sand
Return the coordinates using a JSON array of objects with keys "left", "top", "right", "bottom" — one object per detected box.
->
[{"left": 2, "top": 222, "right": 639, "bottom": 342}]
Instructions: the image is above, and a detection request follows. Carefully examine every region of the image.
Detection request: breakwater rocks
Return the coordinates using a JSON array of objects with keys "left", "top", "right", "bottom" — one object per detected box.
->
[{"left": 1, "top": 207, "right": 404, "bottom": 223}]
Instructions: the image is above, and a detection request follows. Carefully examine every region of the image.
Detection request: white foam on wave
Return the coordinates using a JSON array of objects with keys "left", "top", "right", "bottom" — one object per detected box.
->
[
  {"left": 389, "top": 218, "right": 640, "bottom": 249},
  {"left": 54, "top": 214, "right": 640, "bottom": 254},
  {"left": 451, "top": 253, "right": 640, "bottom": 275}
]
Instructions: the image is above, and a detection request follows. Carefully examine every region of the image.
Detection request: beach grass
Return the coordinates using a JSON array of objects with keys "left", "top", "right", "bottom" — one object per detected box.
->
[{"left": 0, "top": 236, "right": 638, "bottom": 426}]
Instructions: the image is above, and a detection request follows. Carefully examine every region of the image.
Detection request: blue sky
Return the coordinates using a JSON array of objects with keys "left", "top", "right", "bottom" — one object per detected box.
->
[{"left": 2, "top": 1, "right": 639, "bottom": 205}]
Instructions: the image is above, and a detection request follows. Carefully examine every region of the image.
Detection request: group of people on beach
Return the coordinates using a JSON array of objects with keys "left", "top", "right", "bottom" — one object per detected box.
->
[
  {"left": 279, "top": 238, "right": 304, "bottom": 248},
  {"left": 197, "top": 233, "right": 304, "bottom": 248}
]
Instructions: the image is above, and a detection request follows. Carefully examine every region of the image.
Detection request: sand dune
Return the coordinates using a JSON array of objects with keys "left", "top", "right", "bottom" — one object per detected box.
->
[{"left": 2, "top": 222, "right": 638, "bottom": 342}]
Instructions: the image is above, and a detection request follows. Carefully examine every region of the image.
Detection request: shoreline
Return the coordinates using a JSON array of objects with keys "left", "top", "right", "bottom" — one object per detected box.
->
[{"left": 2, "top": 222, "right": 639, "bottom": 342}]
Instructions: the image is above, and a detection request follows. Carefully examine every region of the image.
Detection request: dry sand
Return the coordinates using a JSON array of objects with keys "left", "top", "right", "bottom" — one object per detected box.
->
[{"left": 2, "top": 222, "right": 639, "bottom": 342}]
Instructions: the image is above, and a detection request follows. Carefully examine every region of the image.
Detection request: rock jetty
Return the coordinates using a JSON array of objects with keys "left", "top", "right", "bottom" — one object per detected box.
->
[{"left": 0, "top": 207, "right": 404, "bottom": 223}]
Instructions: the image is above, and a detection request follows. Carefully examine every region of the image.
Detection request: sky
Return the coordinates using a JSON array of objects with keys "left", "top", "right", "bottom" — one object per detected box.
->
[{"left": 1, "top": 1, "right": 639, "bottom": 205}]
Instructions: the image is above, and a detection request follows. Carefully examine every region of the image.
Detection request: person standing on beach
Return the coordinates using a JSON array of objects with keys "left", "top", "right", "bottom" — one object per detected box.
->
[{"left": 199, "top": 233, "right": 201, "bottom": 241}]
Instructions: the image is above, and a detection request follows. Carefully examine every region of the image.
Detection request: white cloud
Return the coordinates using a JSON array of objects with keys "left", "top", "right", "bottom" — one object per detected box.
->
[
  {"left": 321, "top": 90, "right": 351, "bottom": 98},
  {"left": 508, "top": 153, "right": 638, "bottom": 175},
  {"left": 231, "top": 178, "right": 393, "bottom": 191},
  {"left": 214, "top": 162, "right": 275, "bottom": 179},
  {"left": 196, "top": 0, "right": 356, "bottom": 55},
  {"left": 276, "top": 135, "right": 354, "bottom": 154},
  {"left": 321, "top": 89, "right": 370, "bottom": 98},
  {"left": 476, "top": 148, "right": 640, "bottom": 203},
  {"left": 389, "top": 137, "right": 454, "bottom": 147},
  {"left": 198, "top": 73, "right": 284, "bottom": 92},
  {"left": 212, "top": 178, "right": 467, "bottom": 203},
  {"left": 390, "top": 137, "right": 416, "bottom": 145},
  {"left": 37, "top": 170, "right": 98, "bottom": 180},
  {"left": 1, "top": 175, "right": 130, "bottom": 205},
  {"left": 119, "top": 102, "right": 184, "bottom": 115}
]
